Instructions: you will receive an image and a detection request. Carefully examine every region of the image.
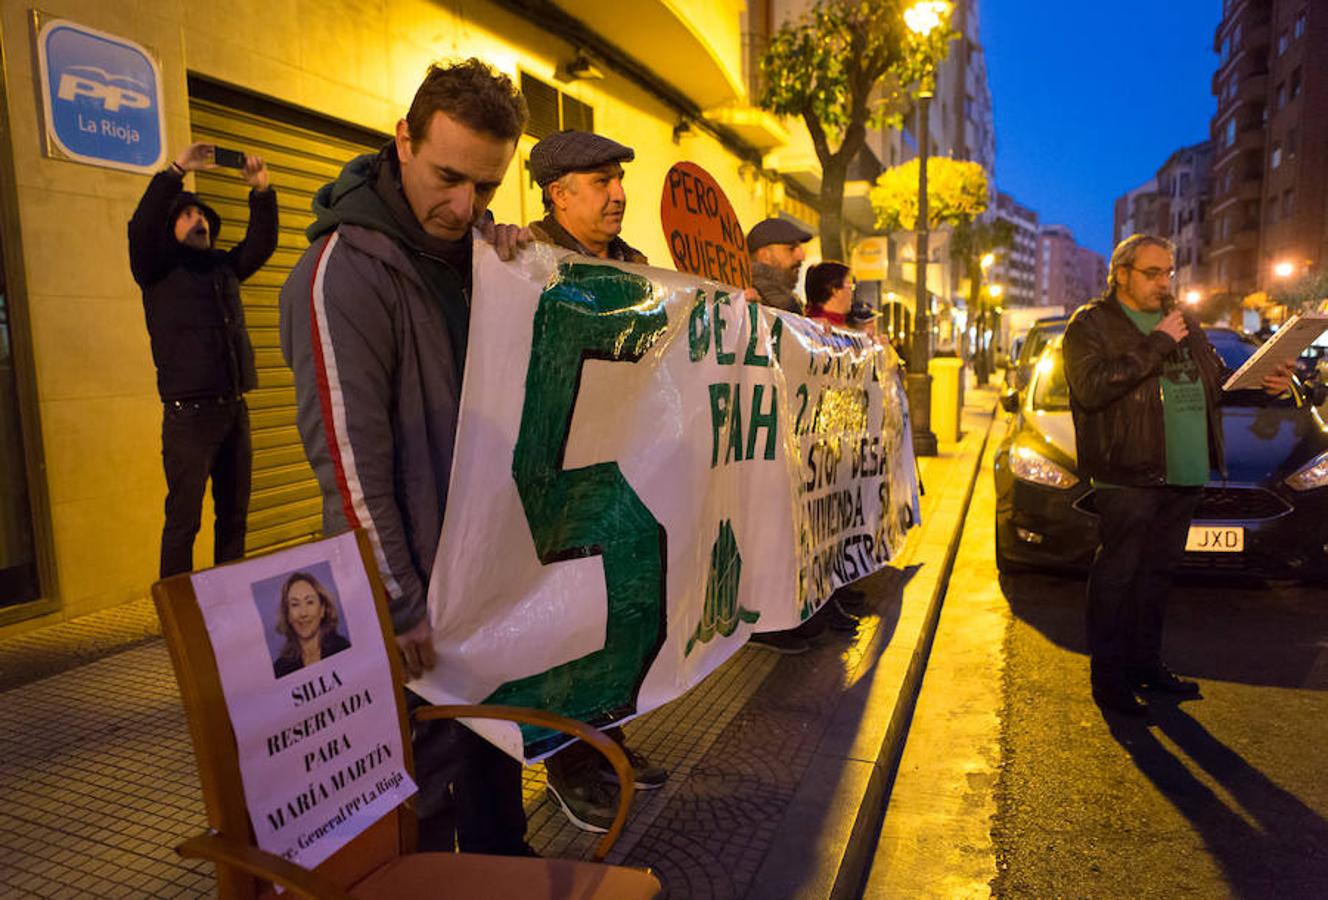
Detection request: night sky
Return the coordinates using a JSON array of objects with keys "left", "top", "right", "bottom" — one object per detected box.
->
[{"left": 982, "top": 0, "right": 1220, "bottom": 257}]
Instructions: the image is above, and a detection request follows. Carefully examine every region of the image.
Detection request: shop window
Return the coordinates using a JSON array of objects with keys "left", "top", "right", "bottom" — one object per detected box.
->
[{"left": 520, "top": 72, "right": 595, "bottom": 141}]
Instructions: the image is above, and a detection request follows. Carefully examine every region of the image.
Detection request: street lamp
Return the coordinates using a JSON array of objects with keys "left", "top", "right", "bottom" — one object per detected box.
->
[
  {"left": 904, "top": 0, "right": 951, "bottom": 457},
  {"left": 1273, "top": 260, "right": 1296, "bottom": 280},
  {"left": 1184, "top": 289, "right": 1201, "bottom": 305}
]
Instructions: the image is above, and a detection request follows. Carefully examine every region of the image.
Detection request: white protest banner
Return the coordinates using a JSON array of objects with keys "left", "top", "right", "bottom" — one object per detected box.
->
[
  {"left": 412, "top": 244, "right": 919, "bottom": 762},
  {"left": 192, "top": 531, "right": 416, "bottom": 869}
]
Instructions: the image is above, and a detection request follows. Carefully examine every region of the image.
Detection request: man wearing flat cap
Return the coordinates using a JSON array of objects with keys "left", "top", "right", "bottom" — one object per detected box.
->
[
  {"left": 525, "top": 128, "right": 666, "bottom": 833},
  {"left": 748, "top": 217, "right": 813, "bottom": 314},
  {"left": 528, "top": 129, "right": 648, "bottom": 263}
]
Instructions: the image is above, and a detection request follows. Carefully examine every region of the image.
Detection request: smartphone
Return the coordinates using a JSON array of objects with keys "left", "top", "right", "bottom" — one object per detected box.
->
[{"left": 212, "top": 146, "right": 246, "bottom": 169}]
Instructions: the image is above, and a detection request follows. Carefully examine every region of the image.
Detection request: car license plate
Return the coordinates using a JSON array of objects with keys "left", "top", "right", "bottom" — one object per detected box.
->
[{"left": 1185, "top": 525, "right": 1244, "bottom": 552}]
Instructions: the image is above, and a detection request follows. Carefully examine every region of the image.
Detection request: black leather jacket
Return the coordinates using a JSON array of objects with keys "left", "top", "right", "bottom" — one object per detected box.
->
[
  {"left": 1063, "top": 291, "right": 1226, "bottom": 486},
  {"left": 128, "top": 170, "right": 277, "bottom": 402}
]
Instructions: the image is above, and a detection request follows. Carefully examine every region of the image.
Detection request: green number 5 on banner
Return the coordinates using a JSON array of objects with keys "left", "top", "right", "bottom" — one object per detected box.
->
[{"left": 484, "top": 263, "right": 669, "bottom": 754}]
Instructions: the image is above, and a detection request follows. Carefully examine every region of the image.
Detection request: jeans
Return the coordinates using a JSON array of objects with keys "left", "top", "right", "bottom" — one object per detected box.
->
[
  {"left": 159, "top": 397, "right": 251, "bottom": 578},
  {"left": 408, "top": 690, "right": 528, "bottom": 854},
  {"left": 1087, "top": 485, "right": 1201, "bottom": 687}
]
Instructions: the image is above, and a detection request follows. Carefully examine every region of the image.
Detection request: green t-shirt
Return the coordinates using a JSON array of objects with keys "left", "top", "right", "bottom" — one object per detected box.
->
[{"left": 1118, "top": 305, "right": 1209, "bottom": 486}]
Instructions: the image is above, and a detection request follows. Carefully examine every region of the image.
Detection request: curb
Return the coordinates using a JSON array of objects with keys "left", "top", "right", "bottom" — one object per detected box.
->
[
  {"left": 749, "top": 393, "right": 999, "bottom": 899},
  {"left": 834, "top": 402, "right": 997, "bottom": 898}
]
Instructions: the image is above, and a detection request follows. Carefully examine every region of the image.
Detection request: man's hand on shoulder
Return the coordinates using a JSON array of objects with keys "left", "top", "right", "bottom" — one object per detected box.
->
[
  {"left": 243, "top": 154, "right": 270, "bottom": 191},
  {"left": 1154, "top": 310, "right": 1189, "bottom": 344},
  {"left": 478, "top": 218, "right": 531, "bottom": 261},
  {"left": 394, "top": 617, "right": 437, "bottom": 680}
]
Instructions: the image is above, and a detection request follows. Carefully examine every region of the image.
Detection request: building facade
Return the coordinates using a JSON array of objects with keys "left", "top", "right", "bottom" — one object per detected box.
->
[
  {"left": 1038, "top": 224, "right": 1106, "bottom": 311},
  {"left": 0, "top": 0, "right": 799, "bottom": 629},
  {"left": 992, "top": 191, "right": 1039, "bottom": 308},
  {"left": 1156, "top": 141, "right": 1214, "bottom": 299},
  {"left": 1256, "top": 0, "right": 1327, "bottom": 290},
  {"left": 1112, "top": 176, "right": 1162, "bottom": 248}
]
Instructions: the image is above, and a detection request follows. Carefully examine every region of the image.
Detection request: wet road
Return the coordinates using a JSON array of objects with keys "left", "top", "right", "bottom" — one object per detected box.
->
[{"left": 993, "top": 569, "right": 1328, "bottom": 897}]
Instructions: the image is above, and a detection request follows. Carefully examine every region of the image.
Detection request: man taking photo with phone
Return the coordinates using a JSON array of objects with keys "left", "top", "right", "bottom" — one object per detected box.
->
[{"left": 128, "top": 142, "right": 277, "bottom": 578}]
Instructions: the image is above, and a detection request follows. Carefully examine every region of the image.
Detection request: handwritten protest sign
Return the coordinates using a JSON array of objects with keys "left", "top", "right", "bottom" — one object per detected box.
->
[
  {"left": 192, "top": 532, "right": 415, "bottom": 869},
  {"left": 661, "top": 161, "right": 751, "bottom": 288},
  {"left": 412, "top": 243, "right": 919, "bottom": 761}
]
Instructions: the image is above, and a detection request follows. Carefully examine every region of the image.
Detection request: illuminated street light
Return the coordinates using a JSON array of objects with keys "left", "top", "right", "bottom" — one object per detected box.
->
[
  {"left": 905, "top": 0, "right": 952, "bottom": 35},
  {"left": 1184, "top": 289, "right": 1201, "bottom": 305},
  {"left": 988, "top": 284, "right": 1004, "bottom": 300},
  {"left": 980, "top": 252, "right": 995, "bottom": 271},
  {"left": 1273, "top": 260, "right": 1296, "bottom": 279}
]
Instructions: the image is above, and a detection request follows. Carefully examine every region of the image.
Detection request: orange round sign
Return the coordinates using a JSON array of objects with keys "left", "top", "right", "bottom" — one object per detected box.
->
[{"left": 660, "top": 161, "right": 750, "bottom": 288}]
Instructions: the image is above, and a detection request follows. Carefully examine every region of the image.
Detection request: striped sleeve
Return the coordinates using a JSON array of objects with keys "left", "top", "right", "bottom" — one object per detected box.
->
[{"left": 281, "top": 232, "right": 427, "bottom": 633}]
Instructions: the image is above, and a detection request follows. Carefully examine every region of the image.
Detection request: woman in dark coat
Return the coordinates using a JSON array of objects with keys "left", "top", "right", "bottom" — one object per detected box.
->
[{"left": 272, "top": 571, "right": 350, "bottom": 678}]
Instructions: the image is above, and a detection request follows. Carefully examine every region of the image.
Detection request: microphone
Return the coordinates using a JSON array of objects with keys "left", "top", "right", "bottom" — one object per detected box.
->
[{"left": 1160, "top": 292, "right": 1176, "bottom": 314}]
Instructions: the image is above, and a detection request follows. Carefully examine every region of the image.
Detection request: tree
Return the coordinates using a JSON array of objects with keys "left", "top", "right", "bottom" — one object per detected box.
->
[
  {"left": 868, "top": 157, "right": 990, "bottom": 232},
  {"left": 1271, "top": 269, "right": 1328, "bottom": 312},
  {"left": 759, "top": 0, "right": 956, "bottom": 261},
  {"left": 949, "top": 218, "right": 1012, "bottom": 383}
]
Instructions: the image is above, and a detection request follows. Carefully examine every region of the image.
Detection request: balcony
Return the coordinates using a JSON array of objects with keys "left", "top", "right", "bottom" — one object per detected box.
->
[{"left": 1237, "top": 71, "right": 1269, "bottom": 103}]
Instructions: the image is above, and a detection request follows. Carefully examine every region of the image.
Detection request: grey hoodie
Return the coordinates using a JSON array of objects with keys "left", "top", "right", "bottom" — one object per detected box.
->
[{"left": 279, "top": 147, "right": 472, "bottom": 633}]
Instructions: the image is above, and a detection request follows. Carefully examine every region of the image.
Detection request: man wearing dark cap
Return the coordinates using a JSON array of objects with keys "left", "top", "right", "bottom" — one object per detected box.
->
[
  {"left": 128, "top": 141, "right": 277, "bottom": 578},
  {"left": 528, "top": 129, "right": 647, "bottom": 263},
  {"left": 747, "top": 217, "right": 813, "bottom": 313}
]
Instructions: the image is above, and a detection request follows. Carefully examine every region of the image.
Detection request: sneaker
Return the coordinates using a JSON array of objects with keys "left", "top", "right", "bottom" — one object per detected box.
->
[
  {"left": 748, "top": 631, "right": 810, "bottom": 654},
  {"left": 622, "top": 743, "right": 668, "bottom": 790},
  {"left": 545, "top": 778, "right": 618, "bottom": 834},
  {"left": 599, "top": 743, "right": 668, "bottom": 790}
]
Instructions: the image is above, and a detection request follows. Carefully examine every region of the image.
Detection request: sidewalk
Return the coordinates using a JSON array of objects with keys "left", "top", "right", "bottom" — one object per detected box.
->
[{"left": 0, "top": 386, "right": 998, "bottom": 899}]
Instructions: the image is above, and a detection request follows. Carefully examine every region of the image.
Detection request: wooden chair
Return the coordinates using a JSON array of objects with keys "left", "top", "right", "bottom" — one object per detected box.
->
[{"left": 152, "top": 530, "right": 661, "bottom": 899}]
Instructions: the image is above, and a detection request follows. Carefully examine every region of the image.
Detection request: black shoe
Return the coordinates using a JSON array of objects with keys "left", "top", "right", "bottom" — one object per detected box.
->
[
  {"left": 1092, "top": 683, "right": 1149, "bottom": 717},
  {"left": 827, "top": 598, "right": 861, "bottom": 633},
  {"left": 599, "top": 743, "right": 668, "bottom": 790},
  {"left": 1133, "top": 665, "right": 1201, "bottom": 696},
  {"left": 748, "top": 631, "right": 810, "bottom": 654},
  {"left": 834, "top": 587, "right": 868, "bottom": 614},
  {"left": 545, "top": 778, "right": 618, "bottom": 834}
]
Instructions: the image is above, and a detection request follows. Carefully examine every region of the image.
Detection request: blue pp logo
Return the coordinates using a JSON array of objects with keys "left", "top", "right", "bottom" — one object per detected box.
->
[{"left": 37, "top": 19, "right": 165, "bottom": 172}]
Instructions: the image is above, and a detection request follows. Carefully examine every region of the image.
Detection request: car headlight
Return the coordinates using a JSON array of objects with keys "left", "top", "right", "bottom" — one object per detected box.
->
[
  {"left": 1286, "top": 450, "right": 1328, "bottom": 492},
  {"left": 1010, "top": 444, "right": 1079, "bottom": 489}
]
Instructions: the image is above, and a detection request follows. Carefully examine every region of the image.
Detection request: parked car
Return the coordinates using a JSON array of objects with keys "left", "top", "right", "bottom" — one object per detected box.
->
[
  {"left": 994, "top": 327, "right": 1328, "bottom": 579},
  {"left": 1003, "top": 315, "right": 1068, "bottom": 395}
]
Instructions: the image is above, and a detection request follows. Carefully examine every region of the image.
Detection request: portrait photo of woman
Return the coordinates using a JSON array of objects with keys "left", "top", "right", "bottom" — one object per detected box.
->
[{"left": 271, "top": 570, "right": 351, "bottom": 678}]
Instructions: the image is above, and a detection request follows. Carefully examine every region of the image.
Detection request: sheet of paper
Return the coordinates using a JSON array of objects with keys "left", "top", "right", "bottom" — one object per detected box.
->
[
  {"left": 192, "top": 532, "right": 417, "bottom": 870},
  {"left": 1222, "top": 312, "right": 1328, "bottom": 391}
]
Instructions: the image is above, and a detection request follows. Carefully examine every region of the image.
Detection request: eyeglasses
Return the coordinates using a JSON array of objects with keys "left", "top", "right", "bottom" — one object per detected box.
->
[
  {"left": 839, "top": 281, "right": 857, "bottom": 291},
  {"left": 1129, "top": 266, "right": 1176, "bottom": 281}
]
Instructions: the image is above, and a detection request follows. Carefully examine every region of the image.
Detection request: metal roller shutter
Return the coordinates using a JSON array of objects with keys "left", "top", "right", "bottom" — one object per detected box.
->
[{"left": 187, "top": 83, "right": 385, "bottom": 554}]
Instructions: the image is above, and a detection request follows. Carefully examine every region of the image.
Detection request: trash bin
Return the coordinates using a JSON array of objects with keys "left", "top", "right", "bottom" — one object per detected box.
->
[{"left": 928, "top": 357, "right": 963, "bottom": 443}]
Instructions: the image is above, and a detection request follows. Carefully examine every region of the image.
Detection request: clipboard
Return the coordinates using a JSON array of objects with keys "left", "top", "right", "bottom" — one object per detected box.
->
[{"left": 1222, "top": 312, "right": 1328, "bottom": 391}]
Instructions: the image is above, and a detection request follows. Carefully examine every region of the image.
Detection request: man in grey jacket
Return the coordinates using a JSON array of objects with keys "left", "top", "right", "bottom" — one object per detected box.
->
[{"left": 280, "top": 59, "right": 530, "bottom": 855}]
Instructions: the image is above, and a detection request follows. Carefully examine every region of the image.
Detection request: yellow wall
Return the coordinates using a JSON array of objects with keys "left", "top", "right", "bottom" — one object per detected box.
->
[{"left": 0, "top": 0, "right": 775, "bottom": 630}]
